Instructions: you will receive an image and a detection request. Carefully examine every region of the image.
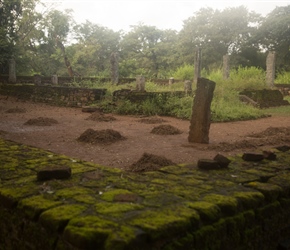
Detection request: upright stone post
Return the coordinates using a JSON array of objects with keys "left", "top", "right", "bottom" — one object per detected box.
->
[
  {"left": 266, "top": 51, "right": 276, "bottom": 88},
  {"left": 110, "top": 52, "right": 119, "bottom": 85},
  {"left": 194, "top": 47, "right": 202, "bottom": 85},
  {"left": 33, "top": 74, "right": 41, "bottom": 85},
  {"left": 223, "top": 54, "right": 230, "bottom": 80},
  {"left": 169, "top": 77, "right": 175, "bottom": 85},
  {"left": 136, "top": 75, "right": 145, "bottom": 91},
  {"left": 8, "top": 58, "right": 16, "bottom": 83},
  {"left": 188, "top": 78, "right": 216, "bottom": 144},
  {"left": 51, "top": 75, "right": 58, "bottom": 85},
  {"left": 184, "top": 80, "right": 192, "bottom": 94}
]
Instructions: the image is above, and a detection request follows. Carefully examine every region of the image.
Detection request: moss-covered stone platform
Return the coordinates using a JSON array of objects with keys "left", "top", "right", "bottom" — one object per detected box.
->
[{"left": 1, "top": 138, "right": 290, "bottom": 249}]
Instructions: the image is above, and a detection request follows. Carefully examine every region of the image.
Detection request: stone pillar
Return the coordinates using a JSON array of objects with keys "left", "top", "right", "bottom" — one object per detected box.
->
[
  {"left": 184, "top": 80, "right": 192, "bottom": 94},
  {"left": 188, "top": 77, "right": 216, "bottom": 144},
  {"left": 8, "top": 58, "right": 16, "bottom": 83},
  {"left": 266, "top": 51, "right": 275, "bottom": 88},
  {"left": 194, "top": 47, "right": 202, "bottom": 85},
  {"left": 110, "top": 52, "right": 119, "bottom": 85},
  {"left": 169, "top": 77, "right": 175, "bottom": 85},
  {"left": 223, "top": 54, "right": 230, "bottom": 80},
  {"left": 51, "top": 75, "right": 58, "bottom": 85},
  {"left": 136, "top": 75, "right": 145, "bottom": 91},
  {"left": 33, "top": 74, "right": 41, "bottom": 85}
]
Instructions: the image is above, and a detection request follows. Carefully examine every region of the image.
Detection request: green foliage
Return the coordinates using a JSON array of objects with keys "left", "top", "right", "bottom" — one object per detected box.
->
[
  {"left": 229, "top": 66, "right": 266, "bottom": 90},
  {"left": 173, "top": 64, "right": 194, "bottom": 81},
  {"left": 276, "top": 71, "right": 290, "bottom": 84}
]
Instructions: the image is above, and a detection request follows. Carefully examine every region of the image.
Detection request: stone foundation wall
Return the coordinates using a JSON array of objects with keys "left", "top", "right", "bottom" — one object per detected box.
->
[
  {"left": 1, "top": 138, "right": 290, "bottom": 249},
  {"left": 0, "top": 84, "right": 106, "bottom": 107}
]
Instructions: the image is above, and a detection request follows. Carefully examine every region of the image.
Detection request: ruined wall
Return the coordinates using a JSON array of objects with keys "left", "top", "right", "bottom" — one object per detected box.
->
[
  {"left": 0, "top": 84, "right": 106, "bottom": 107},
  {"left": 1, "top": 138, "right": 290, "bottom": 249}
]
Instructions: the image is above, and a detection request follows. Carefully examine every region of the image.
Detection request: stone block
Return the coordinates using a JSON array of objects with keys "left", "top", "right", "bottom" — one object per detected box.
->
[{"left": 37, "top": 166, "right": 71, "bottom": 181}]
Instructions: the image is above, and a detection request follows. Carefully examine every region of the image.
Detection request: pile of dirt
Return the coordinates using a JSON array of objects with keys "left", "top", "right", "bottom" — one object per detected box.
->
[
  {"left": 77, "top": 128, "right": 126, "bottom": 144},
  {"left": 137, "top": 116, "right": 167, "bottom": 124},
  {"left": 5, "top": 108, "right": 26, "bottom": 113},
  {"left": 208, "top": 126, "right": 290, "bottom": 152},
  {"left": 151, "top": 124, "right": 182, "bottom": 135},
  {"left": 126, "top": 153, "right": 175, "bottom": 172},
  {"left": 24, "top": 117, "right": 58, "bottom": 126},
  {"left": 85, "top": 112, "right": 116, "bottom": 122},
  {"left": 248, "top": 126, "right": 290, "bottom": 138}
]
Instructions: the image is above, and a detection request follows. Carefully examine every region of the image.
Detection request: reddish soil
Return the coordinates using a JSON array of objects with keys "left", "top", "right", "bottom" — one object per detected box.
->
[{"left": 1, "top": 95, "right": 290, "bottom": 171}]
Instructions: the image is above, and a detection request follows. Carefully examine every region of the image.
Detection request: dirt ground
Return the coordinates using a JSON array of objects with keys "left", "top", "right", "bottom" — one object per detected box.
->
[{"left": 1, "top": 95, "right": 290, "bottom": 171}]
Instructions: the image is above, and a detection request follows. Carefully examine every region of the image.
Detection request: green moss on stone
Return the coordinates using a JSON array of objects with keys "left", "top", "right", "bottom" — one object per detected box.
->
[
  {"left": 55, "top": 186, "right": 93, "bottom": 199},
  {"left": 73, "top": 194, "right": 97, "bottom": 204},
  {"left": 18, "top": 195, "right": 62, "bottom": 220},
  {"left": 202, "top": 194, "right": 238, "bottom": 215},
  {"left": 129, "top": 205, "right": 200, "bottom": 240},
  {"left": 268, "top": 173, "right": 290, "bottom": 196},
  {"left": 39, "top": 204, "right": 86, "bottom": 232},
  {"left": 100, "top": 189, "right": 135, "bottom": 202},
  {"left": 244, "top": 182, "right": 282, "bottom": 202},
  {"left": 186, "top": 201, "right": 221, "bottom": 223},
  {"left": 64, "top": 215, "right": 138, "bottom": 250},
  {"left": 233, "top": 191, "right": 264, "bottom": 209},
  {"left": 95, "top": 202, "right": 144, "bottom": 217}
]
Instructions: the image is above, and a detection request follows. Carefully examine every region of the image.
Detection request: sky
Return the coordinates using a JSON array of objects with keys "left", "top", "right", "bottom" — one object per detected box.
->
[{"left": 42, "top": 0, "right": 290, "bottom": 32}]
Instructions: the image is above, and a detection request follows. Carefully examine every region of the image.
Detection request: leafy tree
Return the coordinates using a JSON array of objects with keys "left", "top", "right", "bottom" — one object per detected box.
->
[
  {"left": 45, "top": 9, "right": 76, "bottom": 76},
  {"left": 179, "top": 6, "right": 262, "bottom": 70},
  {"left": 256, "top": 5, "right": 290, "bottom": 70},
  {"left": 120, "top": 24, "right": 178, "bottom": 78},
  {"left": 72, "top": 21, "right": 120, "bottom": 77},
  {"left": 0, "top": 0, "right": 22, "bottom": 74}
]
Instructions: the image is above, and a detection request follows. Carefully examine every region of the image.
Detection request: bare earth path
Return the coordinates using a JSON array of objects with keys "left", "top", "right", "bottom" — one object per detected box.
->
[{"left": 1, "top": 95, "right": 290, "bottom": 170}]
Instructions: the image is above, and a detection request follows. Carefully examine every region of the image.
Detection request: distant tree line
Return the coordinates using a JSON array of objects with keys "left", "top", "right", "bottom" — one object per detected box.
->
[{"left": 1, "top": 0, "right": 290, "bottom": 78}]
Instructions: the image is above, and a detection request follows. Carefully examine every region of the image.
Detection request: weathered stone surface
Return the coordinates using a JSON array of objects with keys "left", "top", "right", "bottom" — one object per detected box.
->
[
  {"left": 263, "top": 151, "right": 277, "bottom": 160},
  {"left": 37, "top": 166, "right": 71, "bottom": 181},
  {"left": 136, "top": 75, "right": 145, "bottom": 91},
  {"left": 242, "top": 153, "right": 264, "bottom": 162},
  {"left": 188, "top": 78, "right": 216, "bottom": 143},
  {"left": 81, "top": 106, "right": 101, "bottom": 113},
  {"left": 266, "top": 51, "right": 275, "bottom": 88},
  {"left": 197, "top": 159, "right": 221, "bottom": 170},
  {"left": 276, "top": 145, "right": 290, "bottom": 152},
  {"left": 2, "top": 138, "right": 290, "bottom": 249},
  {"left": 223, "top": 54, "right": 230, "bottom": 80},
  {"left": 184, "top": 80, "right": 192, "bottom": 93},
  {"left": 8, "top": 58, "right": 16, "bottom": 83},
  {"left": 194, "top": 47, "right": 202, "bottom": 84},
  {"left": 214, "top": 154, "right": 231, "bottom": 168}
]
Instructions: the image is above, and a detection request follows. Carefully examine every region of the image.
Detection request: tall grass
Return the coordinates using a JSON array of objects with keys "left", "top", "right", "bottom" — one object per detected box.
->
[{"left": 83, "top": 67, "right": 290, "bottom": 122}]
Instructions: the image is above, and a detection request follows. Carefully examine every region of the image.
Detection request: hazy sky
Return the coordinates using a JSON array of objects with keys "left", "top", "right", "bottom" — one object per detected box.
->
[{"left": 43, "top": 0, "right": 290, "bottom": 32}]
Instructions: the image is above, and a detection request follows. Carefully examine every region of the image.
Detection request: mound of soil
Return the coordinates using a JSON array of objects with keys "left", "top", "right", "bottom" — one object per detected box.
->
[
  {"left": 24, "top": 117, "right": 58, "bottom": 126},
  {"left": 85, "top": 112, "right": 116, "bottom": 122},
  {"left": 151, "top": 124, "right": 182, "bottom": 135},
  {"left": 77, "top": 128, "right": 126, "bottom": 144},
  {"left": 5, "top": 108, "right": 26, "bottom": 113},
  {"left": 248, "top": 126, "right": 290, "bottom": 138},
  {"left": 138, "top": 116, "right": 167, "bottom": 124},
  {"left": 208, "top": 126, "right": 290, "bottom": 152},
  {"left": 126, "top": 152, "right": 175, "bottom": 172}
]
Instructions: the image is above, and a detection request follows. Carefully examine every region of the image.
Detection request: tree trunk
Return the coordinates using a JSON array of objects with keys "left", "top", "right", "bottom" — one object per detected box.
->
[{"left": 56, "top": 39, "right": 74, "bottom": 77}]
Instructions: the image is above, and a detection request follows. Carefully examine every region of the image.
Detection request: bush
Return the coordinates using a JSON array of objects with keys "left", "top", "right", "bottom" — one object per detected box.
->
[{"left": 173, "top": 64, "right": 194, "bottom": 81}]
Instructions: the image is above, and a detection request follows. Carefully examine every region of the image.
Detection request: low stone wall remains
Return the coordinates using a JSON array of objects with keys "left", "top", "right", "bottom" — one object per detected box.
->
[
  {"left": 0, "top": 84, "right": 106, "bottom": 107},
  {"left": 1, "top": 138, "right": 290, "bottom": 249}
]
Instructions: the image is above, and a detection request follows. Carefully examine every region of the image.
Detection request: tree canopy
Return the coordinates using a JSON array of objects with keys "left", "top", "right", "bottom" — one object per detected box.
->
[{"left": 0, "top": 1, "right": 289, "bottom": 77}]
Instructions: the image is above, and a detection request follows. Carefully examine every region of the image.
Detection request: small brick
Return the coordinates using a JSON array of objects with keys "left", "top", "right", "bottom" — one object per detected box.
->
[
  {"left": 198, "top": 159, "right": 221, "bottom": 170},
  {"left": 37, "top": 166, "right": 71, "bottom": 181},
  {"left": 242, "top": 153, "right": 264, "bottom": 162},
  {"left": 213, "top": 154, "right": 231, "bottom": 168}
]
